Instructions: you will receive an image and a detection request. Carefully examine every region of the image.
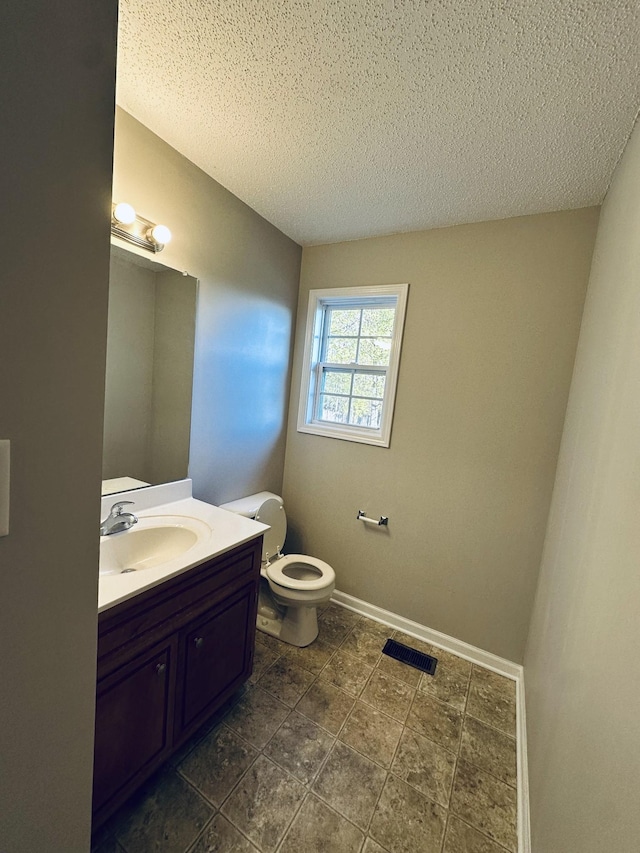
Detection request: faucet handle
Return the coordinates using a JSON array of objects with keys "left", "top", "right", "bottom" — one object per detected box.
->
[{"left": 111, "top": 500, "right": 134, "bottom": 515}]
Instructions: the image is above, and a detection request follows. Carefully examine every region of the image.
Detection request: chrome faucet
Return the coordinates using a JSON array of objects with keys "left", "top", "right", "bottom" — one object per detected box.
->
[{"left": 100, "top": 501, "right": 138, "bottom": 536}]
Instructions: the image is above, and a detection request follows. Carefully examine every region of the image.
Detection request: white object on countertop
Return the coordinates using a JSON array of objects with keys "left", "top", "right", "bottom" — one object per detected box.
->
[{"left": 101, "top": 476, "right": 150, "bottom": 495}]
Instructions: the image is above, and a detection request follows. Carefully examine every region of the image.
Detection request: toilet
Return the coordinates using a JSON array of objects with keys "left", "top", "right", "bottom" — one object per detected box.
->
[{"left": 219, "top": 492, "right": 335, "bottom": 647}]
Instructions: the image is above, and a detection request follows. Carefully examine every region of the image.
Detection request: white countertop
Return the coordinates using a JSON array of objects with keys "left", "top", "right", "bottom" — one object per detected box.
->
[{"left": 98, "top": 488, "right": 267, "bottom": 613}]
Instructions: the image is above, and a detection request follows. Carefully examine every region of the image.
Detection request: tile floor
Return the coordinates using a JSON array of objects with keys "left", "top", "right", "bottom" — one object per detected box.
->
[{"left": 93, "top": 603, "right": 518, "bottom": 853}]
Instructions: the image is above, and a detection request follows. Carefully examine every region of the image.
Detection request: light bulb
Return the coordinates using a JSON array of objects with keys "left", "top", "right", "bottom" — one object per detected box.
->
[
  {"left": 112, "top": 202, "right": 136, "bottom": 225},
  {"left": 150, "top": 224, "right": 172, "bottom": 245}
]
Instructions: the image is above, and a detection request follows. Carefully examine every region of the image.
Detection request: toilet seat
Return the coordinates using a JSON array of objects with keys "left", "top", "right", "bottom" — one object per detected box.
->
[
  {"left": 254, "top": 497, "right": 287, "bottom": 563},
  {"left": 266, "top": 554, "right": 336, "bottom": 591}
]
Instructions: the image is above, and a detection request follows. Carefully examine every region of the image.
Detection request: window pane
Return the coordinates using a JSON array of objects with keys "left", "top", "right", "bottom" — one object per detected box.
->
[
  {"left": 357, "top": 337, "right": 392, "bottom": 366},
  {"left": 326, "top": 337, "right": 358, "bottom": 363},
  {"left": 353, "top": 372, "right": 386, "bottom": 398},
  {"left": 348, "top": 398, "right": 383, "bottom": 429},
  {"left": 317, "top": 394, "right": 349, "bottom": 423},
  {"left": 361, "top": 308, "right": 395, "bottom": 337},
  {"left": 328, "top": 308, "right": 361, "bottom": 336},
  {"left": 322, "top": 370, "right": 352, "bottom": 395}
]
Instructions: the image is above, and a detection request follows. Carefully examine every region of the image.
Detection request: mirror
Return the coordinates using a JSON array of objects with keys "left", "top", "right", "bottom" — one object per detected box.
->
[{"left": 102, "top": 245, "right": 198, "bottom": 496}]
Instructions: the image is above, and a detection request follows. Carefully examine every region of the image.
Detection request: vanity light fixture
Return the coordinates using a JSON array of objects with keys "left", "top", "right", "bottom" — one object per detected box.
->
[
  {"left": 112, "top": 202, "right": 136, "bottom": 225},
  {"left": 111, "top": 202, "right": 172, "bottom": 253}
]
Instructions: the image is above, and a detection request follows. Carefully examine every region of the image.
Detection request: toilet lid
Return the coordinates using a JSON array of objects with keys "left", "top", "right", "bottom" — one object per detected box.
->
[
  {"left": 266, "top": 554, "right": 336, "bottom": 591},
  {"left": 255, "top": 498, "right": 287, "bottom": 562}
]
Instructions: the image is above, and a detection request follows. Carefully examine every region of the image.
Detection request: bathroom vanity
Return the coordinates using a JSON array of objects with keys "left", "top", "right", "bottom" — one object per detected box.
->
[{"left": 92, "top": 483, "right": 267, "bottom": 828}]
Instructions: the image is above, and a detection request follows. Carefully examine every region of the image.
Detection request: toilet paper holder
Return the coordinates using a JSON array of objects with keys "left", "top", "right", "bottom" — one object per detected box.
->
[{"left": 357, "top": 510, "right": 389, "bottom": 526}]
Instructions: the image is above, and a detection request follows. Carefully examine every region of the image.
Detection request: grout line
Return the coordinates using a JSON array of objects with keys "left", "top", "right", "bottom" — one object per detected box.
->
[
  {"left": 448, "top": 813, "right": 514, "bottom": 853},
  {"left": 107, "top": 613, "right": 523, "bottom": 853},
  {"left": 463, "top": 709, "right": 518, "bottom": 741},
  {"left": 310, "top": 767, "right": 384, "bottom": 838},
  {"left": 183, "top": 811, "right": 218, "bottom": 853}
]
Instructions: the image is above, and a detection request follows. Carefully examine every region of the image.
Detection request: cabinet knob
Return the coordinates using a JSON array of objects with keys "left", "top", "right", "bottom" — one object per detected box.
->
[
  {"left": 194, "top": 636, "right": 204, "bottom": 648},
  {"left": 156, "top": 662, "right": 167, "bottom": 676}
]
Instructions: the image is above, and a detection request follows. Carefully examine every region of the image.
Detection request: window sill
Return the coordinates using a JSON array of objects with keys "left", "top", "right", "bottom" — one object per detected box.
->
[{"left": 297, "top": 421, "right": 390, "bottom": 447}]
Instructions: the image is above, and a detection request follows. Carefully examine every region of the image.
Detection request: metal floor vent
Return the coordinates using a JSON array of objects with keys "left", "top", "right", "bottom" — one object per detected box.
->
[{"left": 382, "top": 638, "right": 438, "bottom": 676}]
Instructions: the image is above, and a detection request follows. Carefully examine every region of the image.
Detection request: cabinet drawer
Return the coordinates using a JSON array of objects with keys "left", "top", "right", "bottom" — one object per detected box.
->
[
  {"left": 175, "top": 583, "right": 255, "bottom": 737},
  {"left": 93, "top": 638, "right": 176, "bottom": 818}
]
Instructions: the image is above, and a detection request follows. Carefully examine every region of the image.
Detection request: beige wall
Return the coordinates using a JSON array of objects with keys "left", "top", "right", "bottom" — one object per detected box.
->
[
  {"left": 112, "top": 109, "right": 302, "bottom": 505},
  {"left": 103, "top": 254, "right": 197, "bottom": 485},
  {"left": 283, "top": 209, "right": 598, "bottom": 662},
  {"left": 149, "top": 269, "right": 197, "bottom": 484},
  {"left": 0, "top": 1, "right": 117, "bottom": 850},
  {"left": 524, "top": 123, "right": 640, "bottom": 850},
  {"left": 103, "top": 253, "right": 156, "bottom": 480}
]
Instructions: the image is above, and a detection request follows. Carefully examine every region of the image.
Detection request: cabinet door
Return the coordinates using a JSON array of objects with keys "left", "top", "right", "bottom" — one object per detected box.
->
[
  {"left": 177, "top": 583, "right": 254, "bottom": 736},
  {"left": 93, "top": 640, "right": 175, "bottom": 818}
]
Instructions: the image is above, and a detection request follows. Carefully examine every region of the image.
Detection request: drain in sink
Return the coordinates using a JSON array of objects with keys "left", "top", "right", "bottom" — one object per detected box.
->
[{"left": 121, "top": 568, "right": 137, "bottom": 574}]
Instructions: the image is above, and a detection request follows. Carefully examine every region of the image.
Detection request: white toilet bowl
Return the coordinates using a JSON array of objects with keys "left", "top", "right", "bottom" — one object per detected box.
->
[{"left": 219, "top": 492, "right": 335, "bottom": 646}]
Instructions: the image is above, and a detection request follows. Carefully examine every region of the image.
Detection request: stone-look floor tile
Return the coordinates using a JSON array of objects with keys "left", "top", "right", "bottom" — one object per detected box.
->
[
  {"left": 369, "top": 774, "right": 447, "bottom": 853},
  {"left": 418, "top": 648, "right": 472, "bottom": 712},
  {"left": 362, "top": 838, "right": 391, "bottom": 853},
  {"left": 189, "top": 813, "right": 259, "bottom": 853},
  {"left": 443, "top": 815, "right": 507, "bottom": 853},
  {"left": 460, "top": 715, "right": 517, "bottom": 788},
  {"left": 321, "top": 602, "right": 363, "bottom": 625},
  {"left": 257, "top": 658, "right": 315, "bottom": 707},
  {"left": 360, "top": 671, "right": 415, "bottom": 723},
  {"left": 341, "top": 625, "right": 387, "bottom": 666},
  {"left": 220, "top": 755, "right": 305, "bottom": 853},
  {"left": 284, "top": 638, "right": 335, "bottom": 674},
  {"left": 248, "top": 642, "right": 281, "bottom": 684},
  {"left": 222, "top": 686, "right": 289, "bottom": 748},
  {"left": 178, "top": 724, "right": 258, "bottom": 807},
  {"left": 390, "top": 728, "right": 456, "bottom": 807},
  {"left": 312, "top": 741, "right": 386, "bottom": 830},
  {"left": 320, "top": 647, "right": 374, "bottom": 696},
  {"left": 264, "top": 711, "right": 335, "bottom": 784},
  {"left": 466, "top": 667, "right": 517, "bottom": 736},
  {"left": 114, "top": 769, "right": 213, "bottom": 853},
  {"left": 296, "top": 680, "right": 355, "bottom": 734},
  {"left": 392, "top": 631, "right": 435, "bottom": 656},
  {"left": 406, "top": 690, "right": 463, "bottom": 752},
  {"left": 279, "top": 793, "right": 364, "bottom": 853},
  {"left": 318, "top": 604, "right": 363, "bottom": 646},
  {"left": 255, "top": 631, "right": 289, "bottom": 656},
  {"left": 376, "top": 652, "right": 422, "bottom": 688},
  {"left": 339, "top": 700, "right": 403, "bottom": 768},
  {"left": 356, "top": 617, "right": 393, "bottom": 639},
  {"left": 450, "top": 758, "right": 517, "bottom": 852}
]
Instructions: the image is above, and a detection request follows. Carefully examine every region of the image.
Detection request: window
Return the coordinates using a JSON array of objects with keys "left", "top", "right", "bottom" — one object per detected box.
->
[{"left": 297, "top": 283, "right": 408, "bottom": 447}]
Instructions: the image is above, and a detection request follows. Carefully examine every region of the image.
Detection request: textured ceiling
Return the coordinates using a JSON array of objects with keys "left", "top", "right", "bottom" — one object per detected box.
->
[{"left": 116, "top": 1, "right": 640, "bottom": 246}]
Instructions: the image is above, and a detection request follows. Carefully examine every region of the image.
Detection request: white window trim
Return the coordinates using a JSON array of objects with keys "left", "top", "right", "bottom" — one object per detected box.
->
[{"left": 297, "top": 283, "right": 409, "bottom": 447}]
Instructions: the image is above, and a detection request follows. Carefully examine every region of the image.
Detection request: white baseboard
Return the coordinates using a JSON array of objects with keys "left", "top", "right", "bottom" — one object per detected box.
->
[
  {"left": 516, "top": 674, "right": 531, "bottom": 853},
  {"left": 331, "top": 589, "right": 521, "bottom": 679},
  {"left": 330, "top": 589, "right": 531, "bottom": 853}
]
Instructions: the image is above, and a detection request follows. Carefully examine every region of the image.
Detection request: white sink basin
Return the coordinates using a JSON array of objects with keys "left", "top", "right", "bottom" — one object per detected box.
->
[{"left": 99, "top": 515, "right": 212, "bottom": 576}]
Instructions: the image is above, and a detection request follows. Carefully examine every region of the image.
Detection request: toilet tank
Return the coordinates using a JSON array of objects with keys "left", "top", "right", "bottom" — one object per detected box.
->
[{"left": 219, "top": 491, "right": 283, "bottom": 518}]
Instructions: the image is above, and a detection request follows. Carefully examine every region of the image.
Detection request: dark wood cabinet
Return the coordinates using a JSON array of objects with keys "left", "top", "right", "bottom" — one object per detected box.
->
[
  {"left": 176, "top": 583, "right": 253, "bottom": 737},
  {"left": 93, "top": 639, "right": 176, "bottom": 816},
  {"left": 92, "top": 537, "right": 261, "bottom": 828}
]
